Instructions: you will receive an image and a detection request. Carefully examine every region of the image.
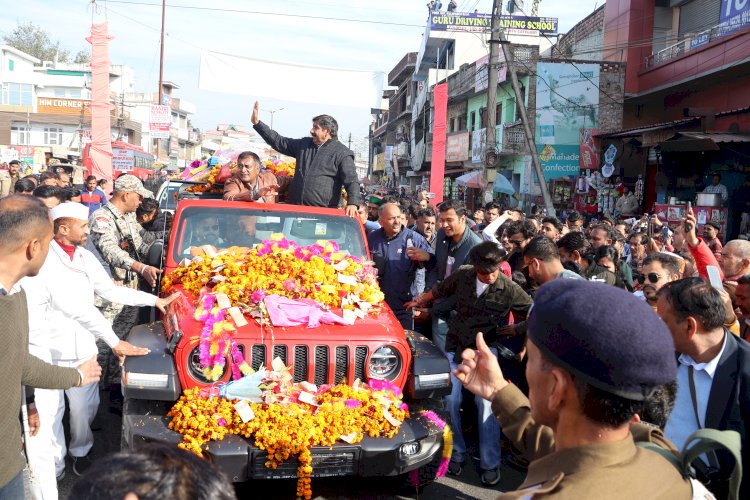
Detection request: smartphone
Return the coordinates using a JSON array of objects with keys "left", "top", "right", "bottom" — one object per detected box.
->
[
  {"left": 707, "top": 265, "right": 723, "bottom": 291},
  {"left": 685, "top": 201, "right": 693, "bottom": 233}
]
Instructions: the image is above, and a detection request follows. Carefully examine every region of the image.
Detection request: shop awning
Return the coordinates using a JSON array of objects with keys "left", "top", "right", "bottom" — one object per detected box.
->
[
  {"left": 455, "top": 170, "right": 486, "bottom": 189},
  {"left": 597, "top": 117, "right": 700, "bottom": 146},
  {"left": 493, "top": 174, "right": 516, "bottom": 195},
  {"left": 659, "top": 132, "right": 750, "bottom": 152}
]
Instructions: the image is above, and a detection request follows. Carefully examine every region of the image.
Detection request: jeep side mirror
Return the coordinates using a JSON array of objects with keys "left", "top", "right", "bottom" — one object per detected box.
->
[{"left": 147, "top": 239, "right": 165, "bottom": 268}]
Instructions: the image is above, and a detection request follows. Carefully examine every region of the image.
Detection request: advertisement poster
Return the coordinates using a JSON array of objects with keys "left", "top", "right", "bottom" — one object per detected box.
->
[
  {"left": 149, "top": 105, "right": 172, "bottom": 140},
  {"left": 579, "top": 128, "right": 599, "bottom": 170},
  {"left": 535, "top": 62, "right": 600, "bottom": 180},
  {"left": 474, "top": 52, "right": 507, "bottom": 92},
  {"left": 471, "top": 128, "right": 486, "bottom": 164},
  {"left": 720, "top": 0, "right": 750, "bottom": 35},
  {"left": 446, "top": 132, "right": 470, "bottom": 162},
  {"left": 112, "top": 148, "right": 134, "bottom": 171}
]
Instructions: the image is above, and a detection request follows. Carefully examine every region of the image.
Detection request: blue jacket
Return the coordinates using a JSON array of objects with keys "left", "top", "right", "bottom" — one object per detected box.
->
[{"left": 367, "top": 227, "right": 433, "bottom": 314}]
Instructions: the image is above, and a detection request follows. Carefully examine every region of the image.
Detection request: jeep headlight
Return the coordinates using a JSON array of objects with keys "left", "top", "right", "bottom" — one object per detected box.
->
[
  {"left": 187, "top": 346, "right": 226, "bottom": 384},
  {"left": 368, "top": 346, "right": 402, "bottom": 381}
]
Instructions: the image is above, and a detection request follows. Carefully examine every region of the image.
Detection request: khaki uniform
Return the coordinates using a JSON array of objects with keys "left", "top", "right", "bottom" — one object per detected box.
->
[
  {"left": 0, "top": 170, "right": 19, "bottom": 198},
  {"left": 492, "top": 384, "right": 694, "bottom": 499},
  {"left": 89, "top": 203, "right": 151, "bottom": 386}
]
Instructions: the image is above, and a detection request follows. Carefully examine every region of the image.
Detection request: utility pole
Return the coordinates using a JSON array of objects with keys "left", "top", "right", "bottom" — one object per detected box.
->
[
  {"left": 156, "top": 0, "right": 166, "bottom": 159},
  {"left": 262, "top": 107, "right": 284, "bottom": 129},
  {"left": 348, "top": 132, "right": 352, "bottom": 150},
  {"left": 484, "top": 0, "right": 502, "bottom": 175},
  {"left": 499, "top": 31, "right": 556, "bottom": 216}
]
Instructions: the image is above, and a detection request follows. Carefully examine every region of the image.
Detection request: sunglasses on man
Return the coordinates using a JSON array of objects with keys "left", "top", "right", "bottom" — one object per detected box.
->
[{"left": 636, "top": 272, "right": 663, "bottom": 284}]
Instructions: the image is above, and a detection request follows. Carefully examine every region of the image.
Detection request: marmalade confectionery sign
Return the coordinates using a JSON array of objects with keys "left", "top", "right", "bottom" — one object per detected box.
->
[{"left": 430, "top": 12, "right": 558, "bottom": 35}]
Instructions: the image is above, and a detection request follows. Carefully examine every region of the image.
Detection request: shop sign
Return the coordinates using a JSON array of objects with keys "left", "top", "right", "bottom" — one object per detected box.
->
[
  {"left": 446, "top": 132, "right": 470, "bottom": 162},
  {"left": 719, "top": 0, "right": 750, "bottom": 36},
  {"left": 536, "top": 144, "right": 581, "bottom": 180},
  {"left": 373, "top": 152, "right": 385, "bottom": 172},
  {"left": 37, "top": 97, "right": 90, "bottom": 116},
  {"left": 430, "top": 12, "right": 558, "bottom": 35}
]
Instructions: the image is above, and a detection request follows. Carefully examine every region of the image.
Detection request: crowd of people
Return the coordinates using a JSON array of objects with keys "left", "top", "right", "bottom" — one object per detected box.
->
[
  {"left": 2, "top": 102, "right": 749, "bottom": 500},
  {"left": 361, "top": 192, "right": 750, "bottom": 497}
]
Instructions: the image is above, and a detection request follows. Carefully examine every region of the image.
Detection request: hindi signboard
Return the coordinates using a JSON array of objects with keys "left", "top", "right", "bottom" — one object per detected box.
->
[
  {"left": 720, "top": 0, "right": 750, "bottom": 35},
  {"left": 446, "top": 132, "right": 470, "bottom": 162},
  {"left": 149, "top": 105, "right": 172, "bottom": 140},
  {"left": 112, "top": 148, "right": 134, "bottom": 171}
]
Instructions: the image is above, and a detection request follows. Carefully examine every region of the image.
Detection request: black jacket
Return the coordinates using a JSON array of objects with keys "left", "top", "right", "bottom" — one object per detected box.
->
[
  {"left": 704, "top": 332, "right": 750, "bottom": 498},
  {"left": 253, "top": 121, "right": 361, "bottom": 208}
]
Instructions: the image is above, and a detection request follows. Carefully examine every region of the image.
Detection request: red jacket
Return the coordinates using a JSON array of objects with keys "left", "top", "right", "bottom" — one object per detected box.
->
[{"left": 688, "top": 236, "right": 724, "bottom": 281}]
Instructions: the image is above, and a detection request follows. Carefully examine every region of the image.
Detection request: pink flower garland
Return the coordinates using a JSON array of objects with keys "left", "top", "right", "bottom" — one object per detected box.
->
[{"left": 410, "top": 410, "right": 453, "bottom": 486}]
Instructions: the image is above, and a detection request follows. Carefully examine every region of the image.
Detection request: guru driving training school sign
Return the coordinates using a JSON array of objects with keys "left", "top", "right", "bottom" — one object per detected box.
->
[{"left": 430, "top": 12, "right": 558, "bottom": 36}]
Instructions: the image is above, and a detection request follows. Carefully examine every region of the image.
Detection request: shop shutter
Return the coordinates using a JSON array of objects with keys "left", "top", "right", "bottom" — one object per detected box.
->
[{"left": 678, "top": 0, "right": 721, "bottom": 38}]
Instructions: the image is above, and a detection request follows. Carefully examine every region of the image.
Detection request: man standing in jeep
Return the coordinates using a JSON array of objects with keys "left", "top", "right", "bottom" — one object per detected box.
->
[{"left": 250, "top": 101, "right": 361, "bottom": 217}]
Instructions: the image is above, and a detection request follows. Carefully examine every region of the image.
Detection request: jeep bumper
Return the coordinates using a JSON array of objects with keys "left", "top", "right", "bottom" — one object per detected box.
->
[{"left": 122, "top": 398, "right": 445, "bottom": 481}]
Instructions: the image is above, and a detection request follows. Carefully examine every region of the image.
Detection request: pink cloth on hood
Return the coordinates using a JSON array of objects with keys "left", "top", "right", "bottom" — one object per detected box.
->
[{"left": 263, "top": 294, "right": 351, "bottom": 328}]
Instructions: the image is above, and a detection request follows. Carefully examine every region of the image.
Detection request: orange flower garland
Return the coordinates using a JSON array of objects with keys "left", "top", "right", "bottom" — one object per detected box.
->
[
  {"left": 185, "top": 163, "right": 222, "bottom": 193},
  {"left": 263, "top": 159, "right": 296, "bottom": 177},
  {"left": 163, "top": 235, "right": 384, "bottom": 310},
  {"left": 168, "top": 379, "right": 409, "bottom": 500}
]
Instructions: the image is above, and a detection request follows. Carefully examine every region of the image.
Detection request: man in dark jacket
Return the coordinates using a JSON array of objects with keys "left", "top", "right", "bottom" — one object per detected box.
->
[{"left": 250, "top": 101, "right": 361, "bottom": 216}]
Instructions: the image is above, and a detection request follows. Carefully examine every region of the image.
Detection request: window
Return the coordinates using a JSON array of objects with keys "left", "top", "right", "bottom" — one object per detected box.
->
[
  {"left": 1, "top": 83, "right": 33, "bottom": 106},
  {"left": 8, "top": 59, "right": 14, "bottom": 71},
  {"left": 469, "top": 111, "right": 476, "bottom": 131},
  {"left": 69, "top": 88, "right": 81, "bottom": 99},
  {"left": 54, "top": 88, "right": 66, "bottom": 98},
  {"left": 44, "top": 127, "right": 63, "bottom": 145},
  {"left": 10, "top": 126, "right": 29, "bottom": 145},
  {"left": 480, "top": 107, "right": 488, "bottom": 128},
  {"left": 496, "top": 104, "right": 503, "bottom": 124}
]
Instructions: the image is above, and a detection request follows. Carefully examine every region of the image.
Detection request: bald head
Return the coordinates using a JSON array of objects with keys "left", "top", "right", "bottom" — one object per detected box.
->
[
  {"left": 720, "top": 239, "right": 750, "bottom": 278},
  {"left": 0, "top": 195, "right": 53, "bottom": 252}
]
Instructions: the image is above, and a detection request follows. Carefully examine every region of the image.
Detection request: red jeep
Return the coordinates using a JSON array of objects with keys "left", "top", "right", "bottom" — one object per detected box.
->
[{"left": 120, "top": 199, "right": 451, "bottom": 482}]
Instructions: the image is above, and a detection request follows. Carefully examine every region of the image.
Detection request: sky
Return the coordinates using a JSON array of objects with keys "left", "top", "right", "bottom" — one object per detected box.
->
[{"left": 0, "top": 0, "right": 601, "bottom": 155}]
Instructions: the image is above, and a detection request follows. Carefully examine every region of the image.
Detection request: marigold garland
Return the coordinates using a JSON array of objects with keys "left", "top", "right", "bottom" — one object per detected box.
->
[
  {"left": 263, "top": 159, "right": 296, "bottom": 177},
  {"left": 185, "top": 163, "right": 223, "bottom": 193},
  {"left": 168, "top": 380, "right": 409, "bottom": 499},
  {"left": 162, "top": 235, "right": 384, "bottom": 380},
  {"left": 163, "top": 235, "right": 384, "bottom": 310}
]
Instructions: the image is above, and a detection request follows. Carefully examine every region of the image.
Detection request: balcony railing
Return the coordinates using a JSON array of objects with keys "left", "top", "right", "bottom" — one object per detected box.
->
[{"left": 644, "top": 23, "right": 741, "bottom": 68}]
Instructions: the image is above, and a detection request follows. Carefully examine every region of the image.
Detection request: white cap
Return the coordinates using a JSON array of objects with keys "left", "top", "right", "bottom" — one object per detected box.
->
[{"left": 50, "top": 202, "right": 89, "bottom": 221}]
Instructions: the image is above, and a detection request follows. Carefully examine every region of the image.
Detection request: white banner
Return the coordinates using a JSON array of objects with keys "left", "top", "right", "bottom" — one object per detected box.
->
[
  {"left": 150, "top": 105, "right": 172, "bottom": 140},
  {"left": 199, "top": 50, "right": 385, "bottom": 109}
]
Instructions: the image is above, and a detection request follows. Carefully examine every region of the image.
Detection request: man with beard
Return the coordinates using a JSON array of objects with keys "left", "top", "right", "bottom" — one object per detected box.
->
[
  {"left": 637, "top": 253, "right": 682, "bottom": 308},
  {"left": 367, "top": 202, "right": 432, "bottom": 329},
  {"left": 406, "top": 199, "right": 482, "bottom": 352},
  {"left": 20, "top": 202, "right": 177, "bottom": 488}
]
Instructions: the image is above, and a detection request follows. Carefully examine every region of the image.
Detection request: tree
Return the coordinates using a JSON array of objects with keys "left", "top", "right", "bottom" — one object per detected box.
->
[
  {"left": 74, "top": 50, "right": 91, "bottom": 64},
  {"left": 3, "top": 22, "right": 78, "bottom": 63}
]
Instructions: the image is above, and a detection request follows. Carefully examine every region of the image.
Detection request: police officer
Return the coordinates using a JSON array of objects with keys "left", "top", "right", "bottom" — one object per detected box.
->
[
  {"left": 90, "top": 174, "right": 159, "bottom": 393},
  {"left": 454, "top": 280, "right": 696, "bottom": 499}
]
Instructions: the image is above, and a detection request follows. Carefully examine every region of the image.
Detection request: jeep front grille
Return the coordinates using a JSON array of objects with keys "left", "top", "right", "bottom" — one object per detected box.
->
[{"left": 241, "top": 344, "right": 368, "bottom": 385}]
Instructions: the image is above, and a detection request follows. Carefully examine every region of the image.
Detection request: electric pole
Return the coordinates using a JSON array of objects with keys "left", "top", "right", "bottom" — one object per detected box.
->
[
  {"left": 499, "top": 31, "right": 556, "bottom": 215},
  {"left": 348, "top": 132, "right": 352, "bottom": 150},
  {"left": 156, "top": 0, "right": 166, "bottom": 160},
  {"left": 484, "top": 0, "right": 502, "bottom": 174}
]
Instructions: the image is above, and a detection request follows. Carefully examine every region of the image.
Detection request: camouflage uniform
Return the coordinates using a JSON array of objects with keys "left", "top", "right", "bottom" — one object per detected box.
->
[{"left": 90, "top": 202, "right": 151, "bottom": 387}]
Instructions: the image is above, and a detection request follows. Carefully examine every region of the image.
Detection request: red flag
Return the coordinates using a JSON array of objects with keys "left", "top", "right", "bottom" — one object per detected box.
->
[{"left": 430, "top": 83, "right": 448, "bottom": 205}]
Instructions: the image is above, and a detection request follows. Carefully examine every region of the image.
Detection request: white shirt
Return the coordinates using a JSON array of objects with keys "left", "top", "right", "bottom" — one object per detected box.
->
[
  {"left": 20, "top": 240, "right": 157, "bottom": 363},
  {"left": 703, "top": 183, "right": 728, "bottom": 202},
  {"left": 664, "top": 332, "right": 728, "bottom": 451},
  {"left": 475, "top": 278, "right": 490, "bottom": 297}
]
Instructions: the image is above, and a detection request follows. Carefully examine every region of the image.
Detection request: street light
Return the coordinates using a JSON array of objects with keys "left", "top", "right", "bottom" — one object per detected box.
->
[{"left": 262, "top": 107, "right": 284, "bottom": 129}]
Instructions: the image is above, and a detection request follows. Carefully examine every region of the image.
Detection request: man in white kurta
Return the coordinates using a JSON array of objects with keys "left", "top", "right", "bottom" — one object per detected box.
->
[{"left": 20, "top": 202, "right": 177, "bottom": 498}]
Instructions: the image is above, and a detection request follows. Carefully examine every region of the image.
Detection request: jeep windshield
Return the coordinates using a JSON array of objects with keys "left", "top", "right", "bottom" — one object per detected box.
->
[{"left": 172, "top": 206, "right": 367, "bottom": 262}]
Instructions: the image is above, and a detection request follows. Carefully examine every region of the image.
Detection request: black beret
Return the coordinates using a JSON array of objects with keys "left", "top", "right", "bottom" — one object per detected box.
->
[
  {"left": 705, "top": 221, "right": 721, "bottom": 231},
  {"left": 527, "top": 279, "right": 676, "bottom": 401}
]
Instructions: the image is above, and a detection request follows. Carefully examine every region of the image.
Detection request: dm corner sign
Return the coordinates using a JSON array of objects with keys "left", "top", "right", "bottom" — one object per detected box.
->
[{"left": 430, "top": 13, "right": 558, "bottom": 36}]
